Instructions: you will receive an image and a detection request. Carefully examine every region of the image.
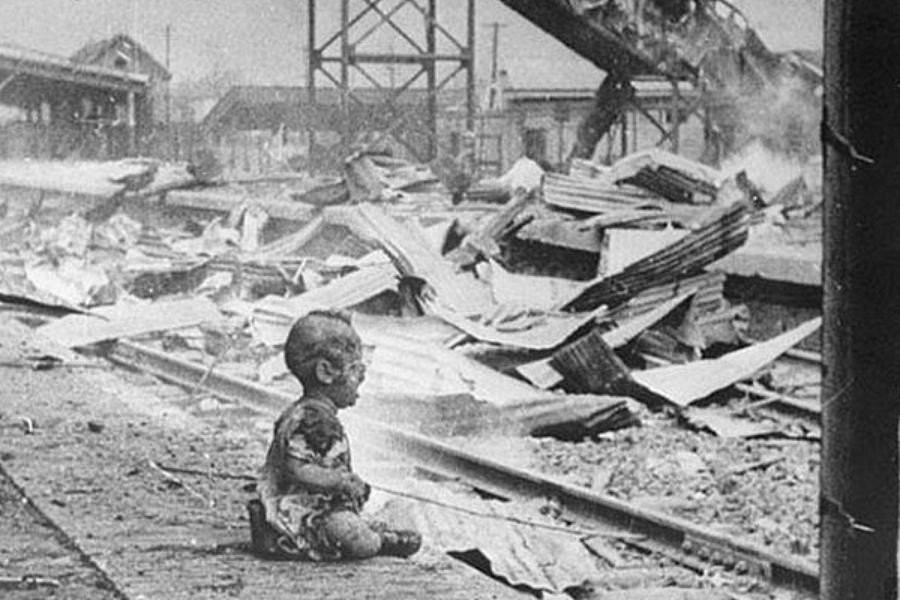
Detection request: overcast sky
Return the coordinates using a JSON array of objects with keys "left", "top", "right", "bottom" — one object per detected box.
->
[{"left": 0, "top": 1, "right": 822, "bottom": 88}]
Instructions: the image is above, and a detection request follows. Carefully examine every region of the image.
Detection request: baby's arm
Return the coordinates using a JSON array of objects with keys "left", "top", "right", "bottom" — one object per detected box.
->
[
  {"left": 283, "top": 456, "right": 367, "bottom": 498},
  {"left": 284, "top": 416, "right": 370, "bottom": 504}
]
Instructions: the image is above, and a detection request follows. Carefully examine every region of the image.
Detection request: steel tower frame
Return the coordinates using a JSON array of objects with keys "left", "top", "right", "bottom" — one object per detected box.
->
[{"left": 307, "top": 0, "right": 475, "bottom": 166}]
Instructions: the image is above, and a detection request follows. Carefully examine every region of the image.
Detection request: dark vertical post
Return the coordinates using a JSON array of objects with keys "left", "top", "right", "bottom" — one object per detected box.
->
[
  {"left": 465, "top": 0, "right": 475, "bottom": 132},
  {"left": 821, "top": 0, "right": 900, "bottom": 598},
  {"left": 165, "top": 24, "right": 172, "bottom": 159},
  {"left": 339, "top": 0, "right": 351, "bottom": 156},
  {"left": 489, "top": 22, "right": 500, "bottom": 82},
  {"left": 126, "top": 91, "right": 136, "bottom": 156},
  {"left": 669, "top": 80, "right": 680, "bottom": 153},
  {"left": 165, "top": 25, "right": 171, "bottom": 128},
  {"left": 307, "top": 0, "right": 317, "bottom": 168},
  {"left": 424, "top": 0, "right": 437, "bottom": 160}
]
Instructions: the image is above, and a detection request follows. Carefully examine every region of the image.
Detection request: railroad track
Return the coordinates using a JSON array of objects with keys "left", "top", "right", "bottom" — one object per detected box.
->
[{"left": 107, "top": 340, "right": 819, "bottom": 597}]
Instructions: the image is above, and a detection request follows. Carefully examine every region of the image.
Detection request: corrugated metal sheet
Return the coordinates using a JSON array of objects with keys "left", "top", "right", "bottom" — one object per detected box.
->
[
  {"left": 564, "top": 204, "right": 749, "bottom": 312},
  {"left": 0, "top": 253, "right": 81, "bottom": 311},
  {"left": 516, "top": 293, "right": 694, "bottom": 388},
  {"left": 376, "top": 479, "right": 609, "bottom": 594},
  {"left": 250, "top": 264, "right": 399, "bottom": 344},
  {"left": 632, "top": 318, "right": 822, "bottom": 406},
  {"left": 569, "top": 158, "right": 612, "bottom": 180},
  {"left": 328, "top": 204, "right": 493, "bottom": 316},
  {"left": 543, "top": 172, "right": 662, "bottom": 214},
  {"left": 359, "top": 325, "right": 549, "bottom": 406},
  {"left": 550, "top": 329, "right": 631, "bottom": 393},
  {"left": 488, "top": 261, "right": 586, "bottom": 311},
  {"left": 251, "top": 299, "right": 548, "bottom": 406},
  {"left": 600, "top": 227, "right": 688, "bottom": 276},
  {"left": 539, "top": 172, "right": 711, "bottom": 230},
  {"left": 602, "top": 293, "right": 694, "bottom": 348},
  {"left": 37, "top": 297, "right": 222, "bottom": 348},
  {"left": 625, "top": 167, "right": 719, "bottom": 204},
  {"left": 609, "top": 149, "right": 722, "bottom": 191},
  {"left": 607, "top": 271, "right": 726, "bottom": 320},
  {"left": 428, "top": 301, "right": 606, "bottom": 351}
]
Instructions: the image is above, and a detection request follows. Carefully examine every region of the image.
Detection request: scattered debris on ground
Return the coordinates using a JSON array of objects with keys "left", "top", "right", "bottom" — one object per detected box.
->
[{"left": 0, "top": 143, "right": 823, "bottom": 585}]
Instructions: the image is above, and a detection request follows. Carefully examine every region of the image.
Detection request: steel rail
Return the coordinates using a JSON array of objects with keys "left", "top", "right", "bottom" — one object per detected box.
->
[{"left": 107, "top": 340, "right": 819, "bottom": 594}]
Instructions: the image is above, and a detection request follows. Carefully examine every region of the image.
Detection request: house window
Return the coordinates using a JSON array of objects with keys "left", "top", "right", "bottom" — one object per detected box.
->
[{"left": 522, "top": 128, "right": 547, "bottom": 163}]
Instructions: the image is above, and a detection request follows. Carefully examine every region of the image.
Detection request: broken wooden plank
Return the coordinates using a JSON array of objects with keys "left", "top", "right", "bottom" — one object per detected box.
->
[
  {"left": 550, "top": 328, "right": 632, "bottom": 394},
  {"left": 681, "top": 408, "right": 780, "bottom": 439},
  {"left": 631, "top": 318, "right": 821, "bottom": 407},
  {"left": 733, "top": 382, "right": 821, "bottom": 416},
  {"left": 37, "top": 297, "right": 222, "bottom": 348},
  {"left": 517, "top": 357, "right": 566, "bottom": 389}
]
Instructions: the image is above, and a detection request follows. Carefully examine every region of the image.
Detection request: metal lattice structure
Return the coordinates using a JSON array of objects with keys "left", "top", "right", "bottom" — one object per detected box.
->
[
  {"left": 500, "top": 0, "right": 818, "bottom": 163},
  {"left": 307, "top": 0, "right": 475, "bottom": 167}
]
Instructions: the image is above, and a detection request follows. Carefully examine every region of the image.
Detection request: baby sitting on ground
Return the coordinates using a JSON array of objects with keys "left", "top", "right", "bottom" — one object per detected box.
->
[{"left": 249, "top": 309, "right": 421, "bottom": 560}]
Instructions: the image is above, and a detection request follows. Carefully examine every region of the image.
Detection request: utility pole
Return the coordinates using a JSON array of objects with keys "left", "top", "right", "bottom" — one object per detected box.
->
[
  {"left": 484, "top": 21, "right": 507, "bottom": 83},
  {"left": 165, "top": 24, "right": 171, "bottom": 128},
  {"left": 820, "top": 0, "right": 900, "bottom": 598},
  {"left": 483, "top": 21, "right": 507, "bottom": 111}
]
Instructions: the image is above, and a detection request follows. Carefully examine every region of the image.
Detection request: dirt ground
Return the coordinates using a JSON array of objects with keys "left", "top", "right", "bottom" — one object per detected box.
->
[
  {"left": 0, "top": 316, "right": 522, "bottom": 600},
  {"left": 0, "top": 467, "right": 121, "bottom": 599}
]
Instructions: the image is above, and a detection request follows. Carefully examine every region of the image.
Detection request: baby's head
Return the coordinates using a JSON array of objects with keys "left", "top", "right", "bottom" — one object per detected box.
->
[{"left": 284, "top": 310, "right": 366, "bottom": 408}]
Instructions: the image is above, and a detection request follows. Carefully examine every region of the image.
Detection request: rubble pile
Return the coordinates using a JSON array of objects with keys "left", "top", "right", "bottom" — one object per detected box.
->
[
  {"left": 528, "top": 417, "right": 819, "bottom": 559},
  {"left": 0, "top": 145, "right": 822, "bottom": 557}
]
